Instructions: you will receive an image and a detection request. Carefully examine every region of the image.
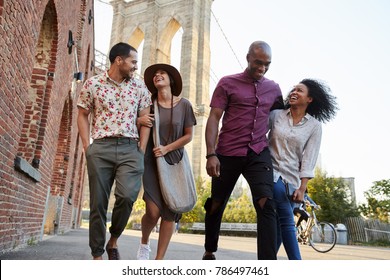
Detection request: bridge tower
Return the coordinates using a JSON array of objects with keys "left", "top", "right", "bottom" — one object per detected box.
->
[{"left": 109, "top": 0, "right": 213, "bottom": 179}]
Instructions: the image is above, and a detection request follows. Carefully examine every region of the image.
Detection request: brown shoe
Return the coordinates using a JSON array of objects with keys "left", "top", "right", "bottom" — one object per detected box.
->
[
  {"left": 202, "top": 252, "right": 216, "bottom": 260},
  {"left": 105, "top": 244, "right": 120, "bottom": 260}
]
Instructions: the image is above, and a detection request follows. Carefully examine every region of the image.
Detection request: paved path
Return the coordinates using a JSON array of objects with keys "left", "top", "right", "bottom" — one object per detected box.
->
[{"left": 1, "top": 227, "right": 390, "bottom": 260}]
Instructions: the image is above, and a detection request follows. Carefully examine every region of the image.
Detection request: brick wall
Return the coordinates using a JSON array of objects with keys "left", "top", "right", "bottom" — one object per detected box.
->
[{"left": 0, "top": 0, "right": 94, "bottom": 252}]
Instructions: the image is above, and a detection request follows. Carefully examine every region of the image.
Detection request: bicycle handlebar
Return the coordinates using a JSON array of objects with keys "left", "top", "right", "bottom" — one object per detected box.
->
[{"left": 305, "top": 200, "right": 321, "bottom": 210}]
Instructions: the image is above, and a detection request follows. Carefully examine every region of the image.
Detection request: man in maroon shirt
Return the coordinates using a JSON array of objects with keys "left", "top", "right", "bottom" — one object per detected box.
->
[{"left": 203, "top": 41, "right": 284, "bottom": 260}]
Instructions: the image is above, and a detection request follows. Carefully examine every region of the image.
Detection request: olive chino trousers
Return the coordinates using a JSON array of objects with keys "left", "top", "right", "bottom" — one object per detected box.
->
[{"left": 86, "top": 137, "right": 144, "bottom": 258}]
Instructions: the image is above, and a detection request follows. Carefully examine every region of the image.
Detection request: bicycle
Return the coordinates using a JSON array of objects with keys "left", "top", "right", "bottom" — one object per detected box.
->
[{"left": 295, "top": 200, "right": 337, "bottom": 253}]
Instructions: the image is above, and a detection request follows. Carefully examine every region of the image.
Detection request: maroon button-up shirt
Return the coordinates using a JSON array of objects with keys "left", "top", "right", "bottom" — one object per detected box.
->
[{"left": 210, "top": 70, "right": 283, "bottom": 156}]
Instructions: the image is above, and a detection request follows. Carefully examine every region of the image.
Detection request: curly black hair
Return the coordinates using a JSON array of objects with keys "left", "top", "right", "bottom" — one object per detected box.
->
[{"left": 285, "top": 79, "right": 338, "bottom": 123}]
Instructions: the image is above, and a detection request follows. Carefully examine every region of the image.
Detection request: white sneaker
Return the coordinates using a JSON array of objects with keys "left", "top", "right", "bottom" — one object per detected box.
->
[{"left": 137, "top": 243, "right": 151, "bottom": 260}]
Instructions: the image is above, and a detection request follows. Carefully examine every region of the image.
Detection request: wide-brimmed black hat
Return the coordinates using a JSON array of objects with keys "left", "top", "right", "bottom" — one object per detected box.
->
[{"left": 144, "top": 63, "right": 182, "bottom": 96}]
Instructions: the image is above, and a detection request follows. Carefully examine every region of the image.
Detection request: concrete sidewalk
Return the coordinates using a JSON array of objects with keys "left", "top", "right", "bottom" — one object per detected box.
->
[
  {"left": 0, "top": 227, "right": 273, "bottom": 260},
  {"left": 1, "top": 227, "right": 390, "bottom": 260}
]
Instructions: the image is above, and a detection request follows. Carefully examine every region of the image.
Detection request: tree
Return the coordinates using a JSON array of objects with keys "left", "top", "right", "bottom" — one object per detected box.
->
[
  {"left": 127, "top": 197, "right": 146, "bottom": 227},
  {"left": 359, "top": 179, "right": 390, "bottom": 223},
  {"left": 222, "top": 192, "right": 256, "bottom": 223},
  {"left": 182, "top": 177, "right": 257, "bottom": 223},
  {"left": 307, "top": 168, "right": 360, "bottom": 224},
  {"left": 181, "top": 177, "right": 211, "bottom": 223}
]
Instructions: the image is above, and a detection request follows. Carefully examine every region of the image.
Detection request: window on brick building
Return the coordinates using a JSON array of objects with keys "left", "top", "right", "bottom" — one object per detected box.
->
[{"left": 16, "top": 1, "right": 58, "bottom": 174}]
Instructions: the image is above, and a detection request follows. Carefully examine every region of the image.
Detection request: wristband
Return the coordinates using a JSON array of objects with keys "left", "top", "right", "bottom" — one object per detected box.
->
[{"left": 206, "top": 153, "right": 217, "bottom": 159}]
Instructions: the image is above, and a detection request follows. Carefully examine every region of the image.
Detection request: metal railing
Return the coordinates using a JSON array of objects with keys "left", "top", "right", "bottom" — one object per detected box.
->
[
  {"left": 364, "top": 228, "right": 390, "bottom": 242},
  {"left": 94, "top": 49, "right": 109, "bottom": 74}
]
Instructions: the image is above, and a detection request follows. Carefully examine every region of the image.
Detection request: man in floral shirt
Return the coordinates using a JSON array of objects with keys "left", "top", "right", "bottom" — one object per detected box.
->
[{"left": 77, "top": 42, "right": 151, "bottom": 260}]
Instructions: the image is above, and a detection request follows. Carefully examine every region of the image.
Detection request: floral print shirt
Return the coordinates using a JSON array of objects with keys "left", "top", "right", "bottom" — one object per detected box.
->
[{"left": 77, "top": 71, "right": 152, "bottom": 140}]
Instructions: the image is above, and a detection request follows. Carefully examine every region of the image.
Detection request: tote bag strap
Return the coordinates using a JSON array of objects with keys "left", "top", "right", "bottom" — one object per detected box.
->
[{"left": 153, "top": 100, "right": 161, "bottom": 147}]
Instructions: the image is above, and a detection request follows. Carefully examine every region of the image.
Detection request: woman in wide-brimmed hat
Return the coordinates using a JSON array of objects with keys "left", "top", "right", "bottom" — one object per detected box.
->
[{"left": 136, "top": 63, "right": 197, "bottom": 260}]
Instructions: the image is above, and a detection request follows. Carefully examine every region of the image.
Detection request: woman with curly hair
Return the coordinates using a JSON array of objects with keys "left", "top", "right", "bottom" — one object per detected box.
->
[{"left": 268, "top": 79, "right": 338, "bottom": 259}]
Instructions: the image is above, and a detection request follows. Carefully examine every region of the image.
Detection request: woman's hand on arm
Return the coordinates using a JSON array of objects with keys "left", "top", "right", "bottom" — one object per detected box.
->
[{"left": 137, "top": 113, "right": 154, "bottom": 129}]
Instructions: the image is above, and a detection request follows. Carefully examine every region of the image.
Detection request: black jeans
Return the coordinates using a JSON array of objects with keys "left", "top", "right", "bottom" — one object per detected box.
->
[{"left": 204, "top": 148, "right": 277, "bottom": 260}]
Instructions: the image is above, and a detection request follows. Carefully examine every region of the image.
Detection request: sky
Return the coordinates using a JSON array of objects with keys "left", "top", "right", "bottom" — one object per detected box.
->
[{"left": 94, "top": 0, "right": 390, "bottom": 204}]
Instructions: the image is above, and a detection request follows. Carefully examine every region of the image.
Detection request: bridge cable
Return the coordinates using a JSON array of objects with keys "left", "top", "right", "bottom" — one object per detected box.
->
[{"left": 211, "top": 8, "right": 244, "bottom": 71}]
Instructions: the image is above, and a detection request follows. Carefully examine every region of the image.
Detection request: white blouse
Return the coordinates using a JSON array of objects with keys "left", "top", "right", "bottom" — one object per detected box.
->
[{"left": 268, "top": 109, "right": 322, "bottom": 189}]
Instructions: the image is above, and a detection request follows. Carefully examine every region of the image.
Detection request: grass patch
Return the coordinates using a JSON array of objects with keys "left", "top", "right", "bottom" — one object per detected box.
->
[{"left": 353, "top": 239, "right": 390, "bottom": 248}]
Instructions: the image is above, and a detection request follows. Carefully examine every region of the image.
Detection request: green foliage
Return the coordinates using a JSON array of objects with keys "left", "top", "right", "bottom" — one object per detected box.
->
[
  {"left": 128, "top": 198, "right": 146, "bottom": 225},
  {"left": 307, "top": 168, "right": 360, "bottom": 224},
  {"left": 129, "top": 176, "right": 256, "bottom": 225},
  {"left": 369, "top": 179, "right": 390, "bottom": 197},
  {"left": 222, "top": 192, "right": 256, "bottom": 223},
  {"left": 184, "top": 177, "right": 256, "bottom": 223},
  {"left": 181, "top": 177, "right": 211, "bottom": 223},
  {"left": 359, "top": 179, "right": 390, "bottom": 223},
  {"left": 363, "top": 239, "right": 390, "bottom": 247},
  {"left": 127, "top": 177, "right": 210, "bottom": 226},
  {"left": 133, "top": 198, "right": 146, "bottom": 212},
  {"left": 27, "top": 236, "right": 37, "bottom": 246}
]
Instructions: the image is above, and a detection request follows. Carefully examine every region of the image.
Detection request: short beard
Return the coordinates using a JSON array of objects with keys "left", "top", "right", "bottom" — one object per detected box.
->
[{"left": 122, "top": 70, "right": 132, "bottom": 81}]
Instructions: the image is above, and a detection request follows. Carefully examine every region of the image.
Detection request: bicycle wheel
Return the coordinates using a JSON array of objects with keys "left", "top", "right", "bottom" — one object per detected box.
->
[{"left": 309, "top": 222, "right": 337, "bottom": 253}]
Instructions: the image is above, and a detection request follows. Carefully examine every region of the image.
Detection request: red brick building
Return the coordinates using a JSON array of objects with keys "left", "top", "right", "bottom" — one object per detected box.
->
[{"left": 0, "top": 0, "right": 94, "bottom": 252}]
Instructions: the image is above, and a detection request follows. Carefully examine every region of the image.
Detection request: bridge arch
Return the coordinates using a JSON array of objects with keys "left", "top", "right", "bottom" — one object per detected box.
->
[{"left": 110, "top": 0, "right": 213, "bottom": 178}]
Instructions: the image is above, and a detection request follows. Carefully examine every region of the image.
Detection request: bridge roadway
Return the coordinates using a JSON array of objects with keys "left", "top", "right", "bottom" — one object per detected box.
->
[{"left": 1, "top": 227, "right": 390, "bottom": 260}]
